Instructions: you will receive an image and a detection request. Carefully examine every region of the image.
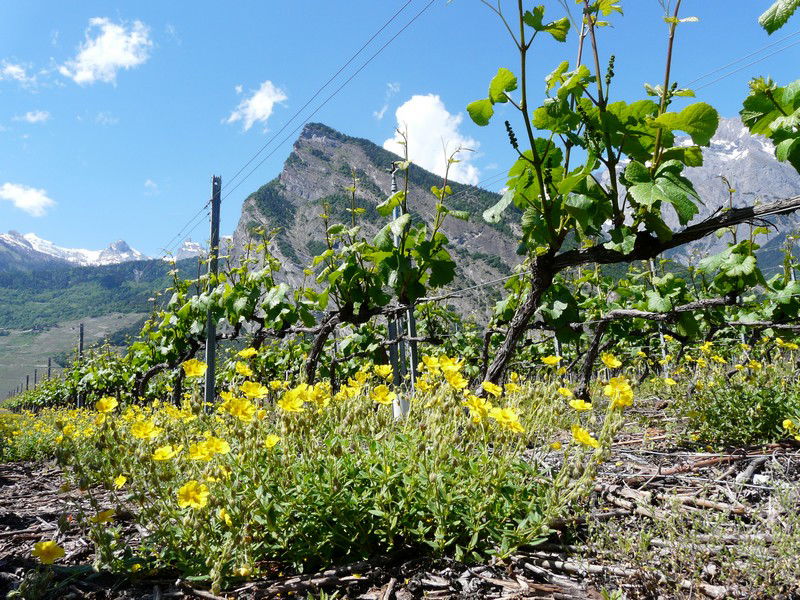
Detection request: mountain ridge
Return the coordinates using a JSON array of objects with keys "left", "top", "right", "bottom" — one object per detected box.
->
[{"left": 230, "top": 122, "right": 521, "bottom": 316}]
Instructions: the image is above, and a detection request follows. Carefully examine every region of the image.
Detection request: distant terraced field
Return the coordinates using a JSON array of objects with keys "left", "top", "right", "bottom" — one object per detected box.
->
[{"left": 0, "top": 313, "right": 146, "bottom": 398}]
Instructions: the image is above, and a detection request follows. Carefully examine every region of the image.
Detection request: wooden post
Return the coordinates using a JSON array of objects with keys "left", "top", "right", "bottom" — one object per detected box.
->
[
  {"left": 34, "top": 369, "right": 37, "bottom": 386},
  {"left": 26, "top": 375, "right": 29, "bottom": 391},
  {"left": 79, "top": 323, "right": 84, "bottom": 359},
  {"left": 204, "top": 176, "right": 222, "bottom": 409},
  {"left": 47, "top": 357, "right": 52, "bottom": 379}
]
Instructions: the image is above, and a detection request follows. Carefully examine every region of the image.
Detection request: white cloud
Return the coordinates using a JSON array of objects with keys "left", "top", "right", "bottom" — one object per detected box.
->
[
  {"left": 0, "top": 61, "right": 34, "bottom": 84},
  {"left": 226, "top": 80, "right": 287, "bottom": 132},
  {"left": 144, "top": 179, "right": 159, "bottom": 195},
  {"left": 0, "top": 183, "right": 56, "bottom": 217},
  {"left": 373, "top": 105, "right": 389, "bottom": 120},
  {"left": 14, "top": 110, "right": 50, "bottom": 124},
  {"left": 95, "top": 111, "right": 119, "bottom": 125},
  {"left": 374, "top": 82, "right": 400, "bottom": 121},
  {"left": 383, "top": 94, "right": 480, "bottom": 185},
  {"left": 59, "top": 18, "right": 152, "bottom": 85}
]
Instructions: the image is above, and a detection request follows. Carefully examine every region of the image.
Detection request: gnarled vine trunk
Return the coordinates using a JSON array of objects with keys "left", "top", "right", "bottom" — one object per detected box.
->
[{"left": 482, "top": 256, "right": 555, "bottom": 388}]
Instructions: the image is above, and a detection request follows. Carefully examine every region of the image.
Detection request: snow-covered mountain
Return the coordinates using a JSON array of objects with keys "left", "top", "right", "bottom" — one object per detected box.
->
[
  {"left": 0, "top": 231, "right": 147, "bottom": 270},
  {"left": 172, "top": 239, "right": 205, "bottom": 261},
  {"left": 668, "top": 117, "right": 800, "bottom": 265}
]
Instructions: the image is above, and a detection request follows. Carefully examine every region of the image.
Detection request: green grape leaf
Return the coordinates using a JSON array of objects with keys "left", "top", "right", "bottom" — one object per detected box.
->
[
  {"left": 660, "top": 145, "right": 704, "bottom": 167},
  {"left": 775, "top": 136, "right": 800, "bottom": 172},
  {"left": 604, "top": 227, "right": 637, "bottom": 254},
  {"left": 626, "top": 160, "right": 700, "bottom": 225},
  {"left": 376, "top": 190, "right": 405, "bottom": 217},
  {"left": 389, "top": 213, "right": 410, "bottom": 238},
  {"left": 741, "top": 79, "right": 800, "bottom": 135},
  {"left": 467, "top": 98, "right": 494, "bottom": 126},
  {"left": 546, "top": 61, "right": 570, "bottom": 92},
  {"left": 557, "top": 64, "right": 593, "bottom": 100},
  {"left": 523, "top": 7, "right": 570, "bottom": 42},
  {"left": 759, "top": 0, "right": 800, "bottom": 34},
  {"left": 489, "top": 68, "right": 518, "bottom": 103},
  {"left": 645, "top": 290, "right": 673, "bottom": 312},
  {"left": 651, "top": 102, "right": 719, "bottom": 146},
  {"left": 533, "top": 98, "right": 580, "bottom": 133}
]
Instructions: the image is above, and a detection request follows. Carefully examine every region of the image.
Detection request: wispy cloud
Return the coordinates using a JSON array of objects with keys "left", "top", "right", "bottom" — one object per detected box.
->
[
  {"left": 374, "top": 81, "right": 400, "bottom": 121},
  {"left": 144, "top": 179, "right": 159, "bottom": 195},
  {"left": 384, "top": 94, "right": 480, "bottom": 185},
  {"left": 59, "top": 18, "right": 152, "bottom": 85},
  {"left": 14, "top": 110, "right": 51, "bottom": 124},
  {"left": 0, "top": 183, "right": 56, "bottom": 217},
  {"left": 226, "top": 80, "right": 287, "bottom": 132},
  {"left": 95, "top": 111, "right": 119, "bottom": 126}
]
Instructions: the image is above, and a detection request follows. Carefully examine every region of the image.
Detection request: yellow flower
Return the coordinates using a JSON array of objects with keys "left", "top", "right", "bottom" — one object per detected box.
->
[
  {"left": 188, "top": 442, "right": 214, "bottom": 461},
  {"left": 218, "top": 507, "right": 233, "bottom": 527},
  {"left": 556, "top": 366, "right": 567, "bottom": 376},
  {"left": 557, "top": 387, "right": 573, "bottom": 398},
  {"left": 307, "top": 383, "right": 331, "bottom": 409},
  {"left": 182, "top": 358, "right": 208, "bottom": 378},
  {"left": 463, "top": 394, "right": 492, "bottom": 424},
  {"left": 95, "top": 396, "right": 118, "bottom": 413},
  {"left": 603, "top": 376, "right": 634, "bottom": 410},
  {"left": 205, "top": 436, "right": 230, "bottom": 455},
  {"left": 269, "top": 380, "right": 287, "bottom": 391},
  {"left": 663, "top": 334, "right": 674, "bottom": 342},
  {"left": 747, "top": 360, "right": 763, "bottom": 370},
  {"left": 504, "top": 382, "right": 521, "bottom": 394},
  {"left": 444, "top": 369, "right": 468, "bottom": 390},
  {"left": 240, "top": 381, "right": 268, "bottom": 399},
  {"left": 235, "top": 362, "right": 254, "bottom": 377},
  {"left": 541, "top": 355, "right": 562, "bottom": 366},
  {"left": 152, "top": 444, "right": 182, "bottom": 461},
  {"left": 569, "top": 399, "right": 592, "bottom": 411},
  {"left": 571, "top": 425, "right": 600, "bottom": 449},
  {"left": 373, "top": 364, "right": 393, "bottom": 380},
  {"left": 663, "top": 377, "right": 677, "bottom": 386},
  {"left": 550, "top": 441, "right": 562, "bottom": 450},
  {"left": 90, "top": 509, "right": 116, "bottom": 524},
  {"left": 739, "top": 343, "right": 751, "bottom": 351},
  {"left": 415, "top": 377, "right": 432, "bottom": 393},
  {"left": 130, "top": 419, "right": 161, "bottom": 440},
  {"left": 481, "top": 381, "right": 503, "bottom": 397},
  {"left": 264, "top": 434, "right": 281, "bottom": 448},
  {"left": 698, "top": 341, "right": 713, "bottom": 354},
  {"left": 32, "top": 540, "right": 65, "bottom": 564},
  {"left": 278, "top": 387, "right": 306, "bottom": 412},
  {"left": 421, "top": 355, "right": 441, "bottom": 374},
  {"left": 711, "top": 354, "right": 726, "bottom": 364},
  {"left": 225, "top": 397, "right": 257, "bottom": 421},
  {"left": 113, "top": 475, "right": 127, "bottom": 489},
  {"left": 235, "top": 565, "right": 252, "bottom": 577},
  {"left": 600, "top": 352, "right": 622, "bottom": 369},
  {"left": 176, "top": 480, "right": 209, "bottom": 509},
  {"left": 488, "top": 406, "right": 525, "bottom": 433},
  {"left": 371, "top": 384, "right": 397, "bottom": 405},
  {"left": 237, "top": 347, "right": 258, "bottom": 359},
  {"left": 783, "top": 419, "right": 796, "bottom": 430}
]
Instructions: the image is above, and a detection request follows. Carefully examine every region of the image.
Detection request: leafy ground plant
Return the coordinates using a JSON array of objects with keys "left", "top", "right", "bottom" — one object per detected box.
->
[{"left": 43, "top": 354, "right": 629, "bottom": 593}]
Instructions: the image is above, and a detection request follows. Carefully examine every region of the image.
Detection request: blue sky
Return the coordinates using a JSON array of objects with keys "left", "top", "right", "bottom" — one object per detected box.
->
[{"left": 0, "top": 1, "right": 798, "bottom": 257}]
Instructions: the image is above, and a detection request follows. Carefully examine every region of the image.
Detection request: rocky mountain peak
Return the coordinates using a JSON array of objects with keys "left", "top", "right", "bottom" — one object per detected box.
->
[{"left": 231, "top": 122, "right": 520, "bottom": 317}]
